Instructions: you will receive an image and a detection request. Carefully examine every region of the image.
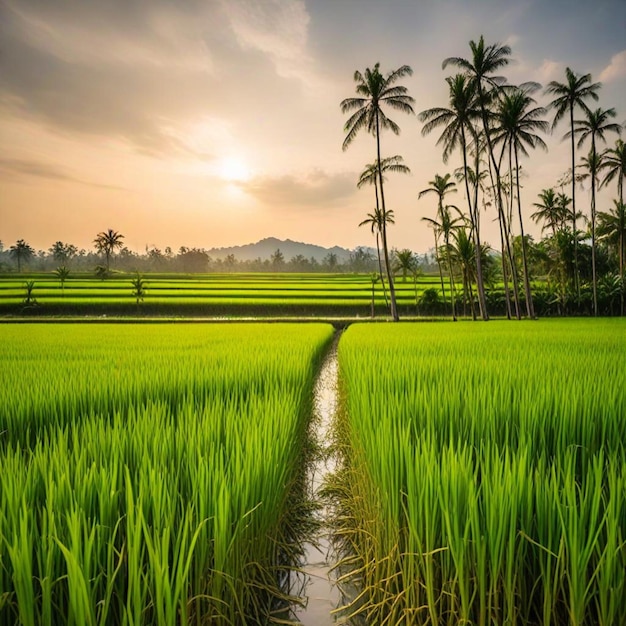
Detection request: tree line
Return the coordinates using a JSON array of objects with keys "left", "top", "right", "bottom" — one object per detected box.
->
[
  {"left": 1, "top": 230, "right": 434, "bottom": 276},
  {"left": 343, "top": 35, "right": 625, "bottom": 319}
]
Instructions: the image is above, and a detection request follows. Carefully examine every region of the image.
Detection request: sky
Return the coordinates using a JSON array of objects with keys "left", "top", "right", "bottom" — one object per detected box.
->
[{"left": 1, "top": 0, "right": 625, "bottom": 256}]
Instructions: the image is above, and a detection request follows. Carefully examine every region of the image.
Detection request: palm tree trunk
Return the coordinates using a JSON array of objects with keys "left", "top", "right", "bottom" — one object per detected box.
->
[
  {"left": 514, "top": 144, "right": 535, "bottom": 319},
  {"left": 498, "top": 216, "right": 513, "bottom": 319},
  {"left": 570, "top": 103, "right": 580, "bottom": 303},
  {"left": 480, "top": 84, "right": 521, "bottom": 319},
  {"left": 376, "top": 112, "right": 399, "bottom": 321},
  {"left": 462, "top": 125, "right": 488, "bottom": 320},
  {"left": 590, "top": 137, "right": 598, "bottom": 316},
  {"left": 434, "top": 233, "right": 447, "bottom": 306},
  {"left": 375, "top": 233, "right": 389, "bottom": 308},
  {"left": 445, "top": 234, "right": 457, "bottom": 321}
]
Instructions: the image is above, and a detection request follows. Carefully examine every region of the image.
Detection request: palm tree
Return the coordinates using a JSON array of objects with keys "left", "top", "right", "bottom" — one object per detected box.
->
[
  {"left": 450, "top": 227, "right": 478, "bottom": 319},
  {"left": 418, "top": 173, "right": 457, "bottom": 305},
  {"left": 419, "top": 73, "right": 489, "bottom": 320},
  {"left": 93, "top": 229, "right": 125, "bottom": 272},
  {"left": 394, "top": 248, "right": 417, "bottom": 282},
  {"left": 532, "top": 188, "right": 570, "bottom": 237},
  {"left": 422, "top": 205, "right": 465, "bottom": 320},
  {"left": 358, "top": 155, "right": 410, "bottom": 309},
  {"left": 597, "top": 200, "right": 626, "bottom": 314},
  {"left": 342, "top": 63, "right": 415, "bottom": 321},
  {"left": 9, "top": 239, "right": 35, "bottom": 273},
  {"left": 571, "top": 107, "right": 621, "bottom": 315},
  {"left": 55, "top": 266, "right": 71, "bottom": 296},
  {"left": 492, "top": 85, "right": 549, "bottom": 318},
  {"left": 443, "top": 36, "right": 520, "bottom": 318},
  {"left": 359, "top": 206, "right": 396, "bottom": 308},
  {"left": 578, "top": 149, "right": 604, "bottom": 315},
  {"left": 600, "top": 138, "right": 626, "bottom": 205},
  {"left": 545, "top": 68, "right": 601, "bottom": 298}
]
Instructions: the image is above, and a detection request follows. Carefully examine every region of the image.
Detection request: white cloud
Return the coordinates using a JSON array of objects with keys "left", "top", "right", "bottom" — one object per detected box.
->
[
  {"left": 599, "top": 50, "right": 626, "bottom": 83},
  {"left": 221, "top": 0, "right": 311, "bottom": 78}
]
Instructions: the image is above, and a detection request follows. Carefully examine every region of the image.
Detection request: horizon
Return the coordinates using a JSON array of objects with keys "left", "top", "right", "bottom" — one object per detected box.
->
[{"left": 1, "top": 0, "right": 625, "bottom": 253}]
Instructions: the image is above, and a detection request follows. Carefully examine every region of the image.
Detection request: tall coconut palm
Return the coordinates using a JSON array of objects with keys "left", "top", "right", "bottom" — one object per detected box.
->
[
  {"left": 418, "top": 173, "right": 457, "bottom": 306},
  {"left": 597, "top": 200, "right": 626, "bottom": 314},
  {"left": 570, "top": 107, "right": 621, "bottom": 315},
  {"left": 9, "top": 239, "right": 35, "bottom": 273},
  {"left": 419, "top": 73, "right": 489, "bottom": 319},
  {"left": 600, "top": 138, "right": 626, "bottom": 205},
  {"left": 443, "top": 35, "right": 521, "bottom": 318},
  {"left": 93, "top": 229, "right": 125, "bottom": 272},
  {"left": 492, "top": 85, "right": 549, "bottom": 318},
  {"left": 341, "top": 63, "right": 415, "bottom": 321},
  {"left": 545, "top": 68, "right": 601, "bottom": 299}
]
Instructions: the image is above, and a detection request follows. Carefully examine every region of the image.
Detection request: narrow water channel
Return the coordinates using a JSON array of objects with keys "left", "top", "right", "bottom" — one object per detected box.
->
[{"left": 292, "top": 333, "right": 341, "bottom": 625}]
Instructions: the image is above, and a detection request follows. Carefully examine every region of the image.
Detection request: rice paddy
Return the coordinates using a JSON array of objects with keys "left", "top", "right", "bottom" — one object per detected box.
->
[
  {"left": 2, "top": 317, "right": 624, "bottom": 625},
  {"left": 0, "top": 273, "right": 442, "bottom": 317},
  {"left": 333, "top": 319, "right": 626, "bottom": 625},
  {"left": 0, "top": 323, "right": 334, "bottom": 625}
]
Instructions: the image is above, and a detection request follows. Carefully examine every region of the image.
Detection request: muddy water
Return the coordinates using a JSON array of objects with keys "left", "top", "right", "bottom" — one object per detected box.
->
[{"left": 293, "top": 335, "right": 341, "bottom": 625}]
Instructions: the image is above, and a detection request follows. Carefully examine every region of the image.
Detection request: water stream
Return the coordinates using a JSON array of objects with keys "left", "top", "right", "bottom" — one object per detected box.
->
[{"left": 292, "top": 334, "right": 341, "bottom": 625}]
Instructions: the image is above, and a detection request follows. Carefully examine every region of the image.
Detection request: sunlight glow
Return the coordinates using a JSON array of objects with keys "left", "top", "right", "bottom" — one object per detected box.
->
[{"left": 217, "top": 156, "right": 251, "bottom": 182}]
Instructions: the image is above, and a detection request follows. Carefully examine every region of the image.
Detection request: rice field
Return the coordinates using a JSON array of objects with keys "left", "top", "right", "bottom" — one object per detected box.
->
[
  {"left": 333, "top": 319, "right": 626, "bottom": 625},
  {"left": 0, "top": 323, "right": 334, "bottom": 625},
  {"left": 0, "top": 273, "right": 442, "bottom": 317}
]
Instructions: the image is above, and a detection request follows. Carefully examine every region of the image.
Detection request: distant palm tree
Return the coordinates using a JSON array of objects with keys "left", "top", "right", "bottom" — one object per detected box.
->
[
  {"left": 532, "top": 188, "right": 570, "bottom": 237},
  {"left": 9, "top": 239, "right": 35, "bottom": 273},
  {"left": 359, "top": 206, "right": 396, "bottom": 308},
  {"left": 571, "top": 107, "right": 621, "bottom": 315},
  {"left": 358, "top": 155, "right": 410, "bottom": 309},
  {"left": 545, "top": 68, "right": 601, "bottom": 298},
  {"left": 492, "top": 85, "right": 549, "bottom": 319},
  {"left": 597, "top": 200, "right": 626, "bottom": 314},
  {"left": 450, "top": 227, "right": 478, "bottom": 319},
  {"left": 55, "top": 266, "right": 71, "bottom": 296},
  {"left": 93, "top": 229, "right": 125, "bottom": 272},
  {"left": 342, "top": 63, "right": 415, "bottom": 321},
  {"left": 600, "top": 138, "right": 626, "bottom": 205},
  {"left": 394, "top": 249, "right": 417, "bottom": 282},
  {"left": 418, "top": 173, "right": 457, "bottom": 306},
  {"left": 422, "top": 205, "right": 465, "bottom": 320},
  {"left": 419, "top": 73, "right": 489, "bottom": 320}
]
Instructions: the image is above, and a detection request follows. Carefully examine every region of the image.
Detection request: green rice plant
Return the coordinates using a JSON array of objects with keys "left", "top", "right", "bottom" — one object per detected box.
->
[
  {"left": 332, "top": 319, "right": 626, "bottom": 625},
  {"left": 0, "top": 323, "right": 333, "bottom": 625}
]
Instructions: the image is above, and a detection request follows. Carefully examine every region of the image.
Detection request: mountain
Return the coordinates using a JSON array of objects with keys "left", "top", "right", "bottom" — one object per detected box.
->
[{"left": 206, "top": 237, "right": 356, "bottom": 262}]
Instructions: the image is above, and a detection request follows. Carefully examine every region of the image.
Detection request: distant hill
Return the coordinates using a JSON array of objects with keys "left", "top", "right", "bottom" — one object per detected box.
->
[{"left": 207, "top": 237, "right": 356, "bottom": 262}]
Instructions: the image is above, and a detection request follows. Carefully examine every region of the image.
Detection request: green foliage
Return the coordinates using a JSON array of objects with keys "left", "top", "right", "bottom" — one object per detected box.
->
[
  {"left": 131, "top": 273, "right": 146, "bottom": 304},
  {"left": 22, "top": 280, "right": 37, "bottom": 305}
]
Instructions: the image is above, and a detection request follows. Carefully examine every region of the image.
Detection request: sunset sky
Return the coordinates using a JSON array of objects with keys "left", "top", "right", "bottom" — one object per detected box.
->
[{"left": 1, "top": 0, "right": 625, "bottom": 256}]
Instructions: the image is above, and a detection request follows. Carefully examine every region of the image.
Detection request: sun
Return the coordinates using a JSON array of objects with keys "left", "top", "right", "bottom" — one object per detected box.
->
[{"left": 217, "top": 156, "right": 251, "bottom": 182}]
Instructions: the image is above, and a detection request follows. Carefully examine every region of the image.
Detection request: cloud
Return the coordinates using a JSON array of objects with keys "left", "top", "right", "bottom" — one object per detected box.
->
[
  {"left": 0, "top": 0, "right": 316, "bottom": 157},
  {"left": 0, "top": 157, "right": 126, "bottom": 190},
  {"left": 238, "top": 169, "right": 356, "bottom": 208},
  {"left": 599, "top": 50, "right": 626, "bottom": 83}
]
